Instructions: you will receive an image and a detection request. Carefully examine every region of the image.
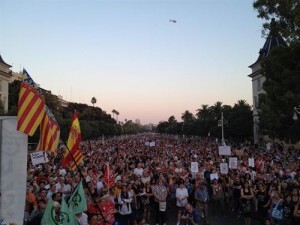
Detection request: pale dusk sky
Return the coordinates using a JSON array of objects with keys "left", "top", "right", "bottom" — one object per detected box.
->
[{"left": 0, "top": 0, "right": 266, "bottom": 124}]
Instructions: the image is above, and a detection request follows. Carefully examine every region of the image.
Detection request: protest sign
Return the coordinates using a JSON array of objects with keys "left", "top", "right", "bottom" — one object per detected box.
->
[
  {"left": 220, "top": 163, "right": 228, "bottom": 174},
  {"left": 218, "top": 146, "right": 231, "bottom": 155},
  {"left": 191, "top": 162, "right": 199, "bottom": 173},
  {"left": 149, "top": 141, "right": 155, "bottom": 147},
  {"left": 210, "top": 173, "right": 218, "bottom": 180},
  {"left": 229, "top": 157, "right": 238, "bottom": 169},
  {"left": 30, "top": 151, "right": 49, "bottom": 166},
  {"left": 248, "top": 158, "right": 255, "bottom": 167}
]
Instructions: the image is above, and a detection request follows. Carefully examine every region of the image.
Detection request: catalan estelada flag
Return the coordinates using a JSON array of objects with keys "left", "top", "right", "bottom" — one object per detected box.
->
[
  {"left": 61, "top": 112, "right": 83, "bottom": 169},
  {"left": 37, "top": 106, "right": 60, "bottom": 153},
  {"left": 17, "top": 69, "right": 46, "bottom": 136}
]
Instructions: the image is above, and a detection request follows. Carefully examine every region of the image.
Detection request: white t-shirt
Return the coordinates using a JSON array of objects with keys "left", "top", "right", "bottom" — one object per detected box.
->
[
  {"left": 62, "top": 183, "right": 72, "bottom": 198},
  {"left": 133, "top": 168, "right": 144, "bottom": 177},
  {"left": 175, "top": 167, "right": 183, "bottom": 174},
  {"left": 76, "top": 212, "right": 88, "bottom": 225},
  {"left": 176, "top": 187, "right": 188, "bottom": 207},
  {"left": 97, "top": 181, "right": 104, "bottom": 191}
]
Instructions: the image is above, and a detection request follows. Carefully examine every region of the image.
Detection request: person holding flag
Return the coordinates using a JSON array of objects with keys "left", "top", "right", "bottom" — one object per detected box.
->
[{"left": 41, "top": 196, "right": 78, "bottom": 225}]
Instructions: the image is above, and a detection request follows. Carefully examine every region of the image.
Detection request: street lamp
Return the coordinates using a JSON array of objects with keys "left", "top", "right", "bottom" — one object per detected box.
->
[
  {"left": 218, "top": 112, "right": 227, "bottom": 146},
  {"left": 293, "top": 106, "right": 300, "bottom": 120}
]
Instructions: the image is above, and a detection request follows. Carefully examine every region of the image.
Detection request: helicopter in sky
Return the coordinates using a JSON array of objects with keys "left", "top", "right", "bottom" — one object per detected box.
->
[{"left": 169, "top": 19, "right": 177, "bottom": 23}]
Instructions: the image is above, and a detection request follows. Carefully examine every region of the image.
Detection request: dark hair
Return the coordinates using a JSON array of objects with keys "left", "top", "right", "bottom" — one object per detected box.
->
[{"left": 87, "top": 213, "right": 98, "bottom": 222}]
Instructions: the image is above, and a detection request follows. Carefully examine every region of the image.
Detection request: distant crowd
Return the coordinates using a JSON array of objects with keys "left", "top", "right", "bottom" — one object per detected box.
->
[{"left": 24, "top": 134, "right": 300, "bottom": 225}]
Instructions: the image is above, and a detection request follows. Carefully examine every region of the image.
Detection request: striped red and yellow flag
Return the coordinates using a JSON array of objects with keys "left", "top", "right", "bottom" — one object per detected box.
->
[
  {"left": 61, "top": 112, "right": 83, "bottom": 169},
  {"left": 70, "top": 148, "right": 83, "bottom": 170},
  {"left": 37, "top": 107, "right": 60, "bottom": 153},
  {"left": 17, "top": 70, "right": 46, "bottom": 136}
]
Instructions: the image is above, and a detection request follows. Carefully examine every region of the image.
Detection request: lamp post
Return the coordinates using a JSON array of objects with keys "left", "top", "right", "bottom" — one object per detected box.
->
[
  {"left": 293, "top": 106, "right": 300, "bottom": 120},
  {"left": 218, "top": 112, "right": 227, "bottom": 145}
]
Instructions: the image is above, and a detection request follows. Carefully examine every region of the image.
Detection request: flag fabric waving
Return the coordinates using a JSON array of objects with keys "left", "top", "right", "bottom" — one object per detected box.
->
[
  {"left": 60, "top": 198, "right": 79, "bottom": 225},
  {"left": 61, "top": 112, "right": 83, "bottom": 169},
  {"left": 68, "top": 181, "right": 87, "bottom": 214},
  {"left": 69, "top": 147, "right": 83, "bottom": 170},
  {"left": 41, "top": 196, "right": 78, "bottom": 225},
  {"left": 37, "top": 106, "right": 60, "bottom": 153},
  {"left": 17, "top": 69, "right": 46, "bottom": 136},
  {"left": 103, "top": 163, "right": 115, "bottom": 188},
  {"left": 41, "top": 196, "right": 57, "bottom": 225}
]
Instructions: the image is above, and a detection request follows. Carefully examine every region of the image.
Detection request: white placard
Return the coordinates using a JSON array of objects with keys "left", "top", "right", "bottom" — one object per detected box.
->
[
  {"left": 248, "top": 158, "right": 255, "bottom": 167},
  {"left": 149, "top": 141, "right": 155, "bottom": 147},
  {"left": 229, "top": 157, "right": 238, "bottom": 169},
  {"left": 191, "top": 162, "right": 199, "bottom": 173},
  {"left": 30, "top": 151, "right": 49, "bottom": 166},
  {"left": 210, "top": 173, "right": 219, "bottom": 180},
  {"left": 218, "top": 146, "right": 231, "bottom": 155},
  {"left": 0, "top": 117, "right": 28, "bottom": 225},
  {"left": 220, "top": 163, "right": 228, "bottom": 174}
]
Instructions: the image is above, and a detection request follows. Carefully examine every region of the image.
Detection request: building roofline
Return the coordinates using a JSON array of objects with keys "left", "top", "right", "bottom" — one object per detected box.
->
[{"left": 0, "top": 55, "right": 12, "bottom": 67}]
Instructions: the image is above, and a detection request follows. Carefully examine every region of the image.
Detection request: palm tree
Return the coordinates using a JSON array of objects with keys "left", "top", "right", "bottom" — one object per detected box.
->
[
  {"left": 115, "top": 110, "right": 119, "bottom": 122},
  {"left": 196, "top": 104, "right": 212, "bottom": 120},
  {"left": 91, "top": 97, "right": 97, "bottom": 107},
  {"left": 181, "top": 110, "right": 194, "bottom": 122},
  {"left": 112, "top": 109, "right": 116, "bottom": 119}
]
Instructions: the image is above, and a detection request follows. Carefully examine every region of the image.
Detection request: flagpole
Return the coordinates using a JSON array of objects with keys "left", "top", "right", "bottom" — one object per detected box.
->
[{"left": 60, "top": 138, "right": 107, "bottom": 224}]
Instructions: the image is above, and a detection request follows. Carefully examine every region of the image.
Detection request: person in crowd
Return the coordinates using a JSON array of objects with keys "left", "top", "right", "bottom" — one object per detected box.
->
[
  {"left": 270, "top": 191, "right": 283, "bottom": 225},
  {"left": 27, "top": 201, "right": 46, "bottom": 225},
  {"left": 87, "top": 213, "right": 101, "bottom": 225},
  {"left": 195, "top": 181, "right": 209, "bottom": 225},
  {"left": 255, "top": 183, "right": 270, "bottom": 224},
  {"left": 176, "top": 179, "right": 189, "bottom": 225},
  {"left": 141, "top": 182, "right": 153, "bottom": 225},
  {"left": 232, "top": 176, "right": 242, "bottom": 216},
  {"left": 76, "top": 212, "right": 89, "bottom": 225},
  {"left": 26, "top": 186, "right": 37, "bottom": 214},
  {"left": 240, "top": 181, "right": 254, "bottom": 225},
  {"left": 211, "top": 178, "right": 225, "bottom": 217},
  {"left": 118, "top": 185, "right": 133, "bottom": 225},
  {"left": 180, "top": 203, "right": 200, "bottom": 225},
  {"left": 282, "top": 194, "right": 294, "bottom": 225},
  {"left": 153, "top": 179, "right": 168, "bottom": 225}
]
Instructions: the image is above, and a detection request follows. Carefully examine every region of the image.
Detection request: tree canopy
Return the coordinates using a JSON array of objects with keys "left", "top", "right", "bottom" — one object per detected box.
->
[
  {"left": 258, "top": 42, "right": 300, "bottom": 142},
  {"left": 253, "top": 0, "right": 300, "bottom": 44}
]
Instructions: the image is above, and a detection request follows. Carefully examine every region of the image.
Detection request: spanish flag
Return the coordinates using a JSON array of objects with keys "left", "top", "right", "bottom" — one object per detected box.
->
[
  {"left": 61, "top": 112, "right": 83, "bottom": 169},
  {"left": 17, "top": 69, "right": 46, "bottom": 136}
]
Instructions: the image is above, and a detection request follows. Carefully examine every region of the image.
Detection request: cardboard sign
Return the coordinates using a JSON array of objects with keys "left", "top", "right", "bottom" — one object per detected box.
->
[
  {"left": 248, "top": 158, "right": 255, "bottom": 167},
  {"left": 218, "top": 146, "right": 231, "bottom": 155},
  {"left": 149, "top": 141, "right": 155, "bottom": 147},
  {"left": 210, "top": 173, "right": 219, "bottom": 180},
  {"left": 191, "top": 162, "right": 199, "bottom": 173},
  {"left": 229, "top": 157, "right": 238, "bottom": 169},
  {"left": 220, "top": 163, "right": 228, "bottom": 174},
  {"left": 30, "top": 151, "right": 49, "bottom": 166}
]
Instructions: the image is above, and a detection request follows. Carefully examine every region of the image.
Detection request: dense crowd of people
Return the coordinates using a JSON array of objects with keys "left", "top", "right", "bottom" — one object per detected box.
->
[{"left": 24, "top": 134, "right": 300, "bottom": 225}]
